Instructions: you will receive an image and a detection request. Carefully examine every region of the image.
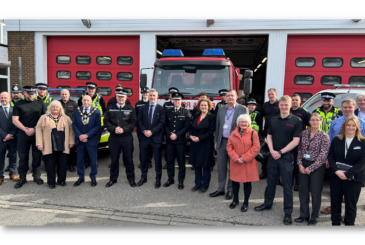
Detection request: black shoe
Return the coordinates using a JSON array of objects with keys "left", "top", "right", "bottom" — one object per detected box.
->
[
  {"left": 294, "top": 184, "right": 299, "bottom": 191},
  {"left": 33, "top": 177, "right": 44, "bottom": 185},
  {"left": 4, "top": 166, "right": 9, "bottom": 172},
  {"left": 129, "top": 181, "right": 136, "bottom": 187},
  {"left": 307, "top": 218, "right": 318, "bottom": 226},
  {"left": 163, "top": 179, "right": 174, "bottom": 187},
  {"left": 59, "top": 181, "right": 66, "bottom": 187},
  {"left": 241, "top": 204, "right": 248, "bottom": 212},
  {"left": 225, "top": 191, "right": 233, "bottom": 200},
  {"left": 284, "top": 214, "right": 292, "bottom": 225},
  {"left": 191, "top": 166, "right": 195, "bottom": 170},
  {"left": 68, "top": 165, "right": 76, "bottom": 172},
  {"left": 294, "top": 217, "right": 310, "bottom": 223},
  {"left": 155, "top": 179, "right": 161, "bottom": 189},
  {"left": 48, "top": 184, "right": 55, "bottom": 189},
  {"left": 14, "top": 176, "right": 27, "bottom": 189},
  {"left": 191, "top": 186, "right": 201, "bottom": 192},
  {"left": 74, "top": 178, "right": 84, "bottom": 187},
  {"left": 138, "top": 164, "right": 141, "bottom": 169},
  {"left": 178, "top": 182, "right": 184, "bottom": 190},
  {"left": 209, "top": 190, "right": 225, "bottom": 197},
  {"left": 106, "top": 180, "right": 116, "bottom": 187},
  {"left": 136, "top": 178, "right": 147, "bottom": 187},
  {"left": 148, "top": 164, "right": 152, "bottom": 169},
  {"left": 163, "top": 164, "right": 167, "bottom": 169},
  {"left": 254, "top": 204, "right": 272, "bottom": 211},
  {"left": 91, "top": 179, "right": 97, "bottom": 187},
  {"left": 199, "top": 188, "right": 207, "bottom": 193},
  {"left": 229, "top": 201, "right": 238, "bottom": 209},
  {"left": 259, "top": 173, "right": 267, "bottom": 180}
]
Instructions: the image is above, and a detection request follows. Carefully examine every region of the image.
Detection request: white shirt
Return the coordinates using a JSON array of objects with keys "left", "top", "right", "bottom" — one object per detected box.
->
[
  {"left": 174, "top": 107, "right": 181, "bottom": 112},
  {"left": 345, "top": 137, "right": 354, "bottom": 157},
  {"left": 116, "top": 103, "right": 125, "bottom": 109},
  {"left": 81, "top": 106, "right": 91, "bottom": 124},
  {"left": 2, "top": 104, "right": 9, "bottom": 117}
]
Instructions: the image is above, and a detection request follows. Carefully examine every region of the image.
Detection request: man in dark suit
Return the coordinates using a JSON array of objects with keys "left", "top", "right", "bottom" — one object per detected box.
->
[
  {"left": 0, "top": 92, "right": 19, "bottom": 185},
  {"left": 72, "top": 95, "right": 101, "bottom": 187},
  {"left": 163, "top": 92, "right": 191, "bottom": 190},
  {"left": 137, "top": 88, "right": 166, "bottom": 188}
]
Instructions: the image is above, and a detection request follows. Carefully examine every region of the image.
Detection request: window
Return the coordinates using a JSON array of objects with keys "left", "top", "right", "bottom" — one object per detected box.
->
[
  {"left": 117, "top": 72, "right": 133, "bottom": 81},
  {"left": 123, "top": 88, "right": 133, "bottom": 96},
  {"left": 96, "top": 72, "right": 112, "bottom": 80},
  {"left": 96, "top": 56, "right": 112, "bottom": 65},
  {"left": 349, "top": 76, "right": 365, "bottom": 85},
  {"left": 96, "top": 87, "right": 112, "bottom": 96},
  {"left": 321, "top": 76, "right": 342, "bottom": 85},
  {"left": 293, "top": 93, "right": 312, "bottom": 103},
  {"left": 0, "top": 67, "right": 7, "bottom": 75},
  {"left": 56, "top": 56, "right": 71, "bottom": 64},
  {"left": 76, "top": 56, "right": 91, "bottom": 65},
  {"left": 322, "top": 58, "right": 343, "bottom": 68},
  {"left": 56, "top": 71, "right": 71, "bottom": 79},
  {"left": 117, "top": 56, "right": 133, "bottom": 65},
  {"left": 76, "top": 71, "right": 91, "bottom": 80},
  {"left": 350, "top": 58, "right": 365, "bottom": 68},
  {"left": 294, "top": 75, "right": 314, "bottom": 85},
  {"left": 295, "top": 58, "right": 315, "bottom": 67}
]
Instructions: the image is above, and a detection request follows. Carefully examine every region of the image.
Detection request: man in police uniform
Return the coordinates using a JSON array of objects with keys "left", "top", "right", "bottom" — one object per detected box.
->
[
  {"left": 163, "top": 92, "right": 191, "bottom": 190},
  {"left": 254, "top": 95, "right": 302, "bottom": 225},
  {"left": 215, "top": 89, "right": 227, "bottom": 116},
  {"left": 247, "top": 98, "right": 263, "bottom": 137},
  {"left": 12, "top": 86, "right": 47, "bottom": 189},
  {"left": 11, "top": 84, "right": 23, "bottom": 106},
  {"left": 104, "top": 89, "right": 137, "bottom": 188},
  {"left": 290, "top": 94, "right": 311, "bottom": 191},
  {"left": 107, "top": 84, "right": 131, "bottom": 107},
  {"left": 59, "top": 89, "right": 78, "bottom": 172},
  {"left": 135, "top": 87, "right": 152, "bottom": 169},
  {"left": 163, "top": 87, "right": 185, "bottom": 110},
  {"left": 313, "top": 92, "right": 342, "bottom": 134},
  {"left": 35, "top": 83, "right": 53, "bottom": 109}
]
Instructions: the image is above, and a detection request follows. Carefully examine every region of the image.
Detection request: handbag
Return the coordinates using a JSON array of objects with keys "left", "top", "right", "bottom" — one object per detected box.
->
[{"left": 251, "top": 131, "right": 270, "bottom": 162}]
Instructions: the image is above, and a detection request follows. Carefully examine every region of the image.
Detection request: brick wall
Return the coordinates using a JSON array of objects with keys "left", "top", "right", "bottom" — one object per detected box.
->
[{"left": 8, "top": 31, "right": 35, "bottom": 88}]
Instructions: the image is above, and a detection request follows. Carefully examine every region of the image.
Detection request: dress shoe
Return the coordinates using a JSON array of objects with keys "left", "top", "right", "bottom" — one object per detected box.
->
[
  {"left": 129, "top": 181, "right": 136, "bottom": 187},
  {"left": 320, "top": 206, "right": 331, "bottom": 214},
  {"left": 293, "top": 184, "right": 299, "bottom": 191},
  {"left": 163, "top": 179, "right": 174, "bottom": 187},
  {"left": 138, "top": 164, "right": 141, "bottom": 168},
  {"left": 284, "top": 214, "right": 292, "bottom": 225},
  {"left": 209, "top": 190, "right": 225, "bottom": 197},
  {"left": 155, "top": 179, "right": 161, "bottom": 189},
  {"left": 10, "top": 174, "right": 20, "bottom": 181},
  {"left": 0, "top": 178, "right": 3, "bottom": 185},
  {"left": 136, "top": 178, "right": 147, "bottom": 187},
  {"left": 225, "top": 191, "right": 233, "bottom": 200},
  {"left": 308, "top": 218, "right": 318, "bottom": 226},
  {"left": 254, "top": 204, "right": 272, "bottom": 211},
  {"left": 199, "top": 188, "right": 207, "bottom": 193},
  {"left": 229, "top": 201, "right": 238, "bottom": 209},
  {"left": 178, "top": 182, "right": 184, "bottom": 190},
  {"left": 294, "top": 217, "right": 310, "bottom": 223},
  {"left": 33, "top": 177, "right": 44, "bottom": 185},
  {"left": 68, "top": 165, "right": 76, "bottom": 172},
  {"left": 14, "top": 176, "right": 27, "bottom": 189},
  {"left": 59, "top": 181, "right": 66, "bottom": 187},
  {"left": 106, "top": 180, "right": 116, "bottom": 187},
  {"left": 74, "top": 178, "right": 85, "bottom": 187},
  {"left": 191, "top": 166, "right": 195, "bottom": 170},
  {"left": 4, "top": 166, "right": 9, "bottom": 172},
  {"left": 241, "top": 204, "right": 248, "bottom": 212},
  {"left": 48, "top": 184, "right": 55, "bottom": 189},
  {"left": 259, "top": 173, "right": 267, "bottom": 180},
  {"left": 163, "top": 164, "right": 167, "bottom": 169},
  {"left": 91, "top": 179, "right": 97, "bottom": 187},
  {"left": 191, "top": 186, "right": 201, "bottom": 192},
  {"left": 148, "top": 164, "right": 152, "bottom": 169}
]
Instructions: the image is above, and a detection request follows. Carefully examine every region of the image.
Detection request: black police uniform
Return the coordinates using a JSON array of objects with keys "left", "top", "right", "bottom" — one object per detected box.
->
[
  {"left": 262, "top": 113, "right": 302, "bottom": 215},
  {"left": 107, "top": 97, "right": 131, "bottom": 108},
  {"left": 165, "top": 105, "right": 191, "bottom": 185},
  {"left": 215, "top": 100, "right": 227, "bottom": 116},
  {"left": 13, "top": 99, "right": 46, "bottom": 179},
  {"left": 104, "top": 102, "right": 137, "bottom": 185}
]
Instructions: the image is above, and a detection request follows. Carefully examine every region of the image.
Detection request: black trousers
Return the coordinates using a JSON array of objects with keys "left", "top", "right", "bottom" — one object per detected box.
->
[
  {"left": 232, "top": 181, "right": 252, "bottom": 205},
  {"left": 44, "top": 151, "right": 67, "bottom": 186},
  {"left": 138, "top": 137, "right": 151, "bottom": 165},
  {"left": 263, "top": 154, "right": 294, "bottom": 214},
  {"left": 67, "top": 146, "right": 76, "bottom": 166},
  {"left": 140, "top": 138, "right": 162, "bottom": 180},
  {"left": 17, "top": 130, "right": 42, "bottom": 177},
  {"left": 293, "top": 147, "right": 299, "bottom": 186},
  {"left": 194, "top": 167, "right": 211, "bottom": 189},
  {"left": 166, "top": 143, "right": 186, "bottom": 183},
  {"left": 0, "top": 139, "right": 17, "bottom": 177},
  {"left": 330, "top": 176, "right": 362, "bottom": 226},
  {"left": 109, "top": 134, "right": 135, "bottom": 182},
  {"left": 298, "top": 160, "right": 325, "bottom": 219}
]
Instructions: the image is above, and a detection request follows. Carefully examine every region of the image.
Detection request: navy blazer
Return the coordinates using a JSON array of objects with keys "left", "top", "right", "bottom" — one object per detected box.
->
[
  {"left": 72, "top": 106, "right": 101, "bottom": 147},
  {"left": 0, "top": 105, "right": 18, "bottom": 141},
  {"left": 137, "top": 103, "right": 165, "bottom": 144}
]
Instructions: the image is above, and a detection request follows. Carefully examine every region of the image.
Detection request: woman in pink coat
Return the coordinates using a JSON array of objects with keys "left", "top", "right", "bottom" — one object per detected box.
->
[{"left": 226, "top": 114, "right": 260, "bottom": 212}]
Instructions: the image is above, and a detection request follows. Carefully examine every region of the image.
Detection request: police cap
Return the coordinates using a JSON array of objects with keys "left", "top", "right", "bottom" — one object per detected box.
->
[
  {"left": 218, "top": 89, "right": 227, "bottom": 96},
  {"left": 11, "top": 84, "right": 22, "bottom": 93},
  {"left": 247, "top": 98, "right": 257, "bottom": 105},
  {"left": 141, "top": 87, "right": 150, "bottom": 93},
  {"left": 172, "top": 92, "right": 184, "bottom": 100},
  {"left": 116, "top": 89, "right": 128, "bottom": 97},
  {"left": 86, "top": 82, "right": 98, "bottom": 89},
  {"left": 36, "top": 83, "right": 49, "bottom": 90},
  {"left": 168, "top": 87, "right": 179, "bottom": 94},
  {"left": 321, "top": 92, "right": 336, "bottom": 100},
  {"left": 23, "top": 86, "right": 37, "bottom": 95}
]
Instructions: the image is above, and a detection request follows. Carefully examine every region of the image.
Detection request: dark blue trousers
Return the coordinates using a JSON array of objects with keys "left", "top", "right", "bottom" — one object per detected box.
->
[
  {"left": 76, "top": 142, "right": 98, "bottom": 180},
  {"left": 140, "top": 138, "right": 162, "bottom": 180},
  {"left": 194, "top": 167, "right": 211, "bottom": 189},
  {"left": 17, "top": 131, "right": 42, "bottom": 177},
  {"left": 0, "top": 139, "right": 17, "bottom": 178}
]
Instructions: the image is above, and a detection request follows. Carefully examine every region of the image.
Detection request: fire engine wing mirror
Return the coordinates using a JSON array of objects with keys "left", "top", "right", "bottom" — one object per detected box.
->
[
  {"left": 244, "top": 78, "right": 252, "bottom": 94},
  {"left": 183, "top": 66, "right": 196, "bottom": 73},
  {"left": 140, "top": 74, "right": 147, "bottom": 88}
]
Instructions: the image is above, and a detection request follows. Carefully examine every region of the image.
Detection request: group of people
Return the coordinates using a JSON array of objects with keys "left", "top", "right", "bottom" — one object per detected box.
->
[{"left": 0, "top": 82, "right": 364, "bottom": 226}]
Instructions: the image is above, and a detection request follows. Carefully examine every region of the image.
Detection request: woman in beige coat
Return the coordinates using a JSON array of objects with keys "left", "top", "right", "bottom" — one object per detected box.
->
[{"left": 36, "top": 100, "right": 75, "bottom": 189}]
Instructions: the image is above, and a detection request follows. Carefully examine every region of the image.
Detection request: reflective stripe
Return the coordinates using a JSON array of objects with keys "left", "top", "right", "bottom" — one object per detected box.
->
[
  {"left": 10, "top": 101, "right": 14, "bottom": 107},
  {"left": 315, "top": 107, "right": 341, "bottom": 134},
  {"left": 250, "top": 111, "right": 259, "bottom": 132}
]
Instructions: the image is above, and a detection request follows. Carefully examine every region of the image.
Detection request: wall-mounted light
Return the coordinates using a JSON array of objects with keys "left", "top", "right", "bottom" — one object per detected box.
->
[
  {"left": 81, "top": 19, "right": 91, "bottom": 28},
  {"left": 257, "top": 64, "right": 262, "bottom": 69},
  {"left": 352, "top": 19, "right": 361, "bottom": 23},
  {"left": 207, "top": 19, "right": 215, "bottom": 27},
  {"left": 156, "top": 50, "right": 162, "bottom": 55},
  {"left": 262, "top": 57, "right": 267, "bottom": 63}
]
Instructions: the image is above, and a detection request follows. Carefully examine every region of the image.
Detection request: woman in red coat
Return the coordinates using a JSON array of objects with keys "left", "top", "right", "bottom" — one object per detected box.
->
[{"left": 227, "top": 114, "right": 260, "bottom": 212}]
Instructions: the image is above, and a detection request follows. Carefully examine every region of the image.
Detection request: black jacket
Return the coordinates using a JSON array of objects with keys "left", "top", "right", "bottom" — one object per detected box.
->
[
  {"left": 107, "top": 96, "right": 131, "bottom": 108},
  {"left": 165, "top": 107, "right": 191, "bottom": 145},
  {"left": 137, "top": 104, "right": 166, "bottom": 144},
  {"left": 103, "top": 103, "right": 137, "bottom": 137},
  {"left": 135, "top": 100, "right": 149, "bottom": 117},
  {"left": 191, "top": 106, "right": 215, "bottom": 118},
  {"left": 328, "top": 136, "right": 365, "bottom": 182},
  {"left": 59, "top": 99, "right": 78, "bottom": 119}
]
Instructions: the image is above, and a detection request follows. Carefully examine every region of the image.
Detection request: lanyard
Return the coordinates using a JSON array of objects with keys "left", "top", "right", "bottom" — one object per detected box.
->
[
  {"left": 226, "top": 108, "right": 235, "bottom": 121},
  {"left": 306, "top": 132, "right": 316, "bottom": 153}
]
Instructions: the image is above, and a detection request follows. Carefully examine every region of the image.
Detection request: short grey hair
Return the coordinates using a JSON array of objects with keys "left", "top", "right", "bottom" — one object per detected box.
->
[
  {"left": 149, "top": 88, "right": 158, "bottom": 95},
  {"left": 46, "top": 100, "right": 65, "bottom": 116},
  {"left": 236, "top": 114, "right": 251, "bottom": 126},
  {"left": 356, "top": 92, "right": 365, "bottom": 101}
]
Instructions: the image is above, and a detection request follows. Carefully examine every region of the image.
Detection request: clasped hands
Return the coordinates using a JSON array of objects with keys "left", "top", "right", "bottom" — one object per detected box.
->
[
  {"left": 170, "top": 132, "right": 177, "bottom": 141},
  {"left": 79, "top": 134, "right": 88, "bottom": 143},
  {"left": 115, "top": 126, "right": 124, "bottom": 134},
  {"left": 237, "top": 157, "right": 244, "bottom": 164},
  {"left": 144, "top": 130, "right": 152, "bottom": 138},
  {"left": 24, "top": 127, "right": 35, "bottom": 136},
  {"left": 270, "top": 150, "right": 281, "bottom": 160},
  {"left": 299, "top": 164, "right": 311, "bottom": 175},
  {"left": 190, "top": 135, "right": 200, "bottom": 142}
]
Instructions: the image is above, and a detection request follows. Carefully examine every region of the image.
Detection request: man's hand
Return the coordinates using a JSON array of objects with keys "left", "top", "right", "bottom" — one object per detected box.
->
[
  {"left": 144, "top": 130, "right": 152, "bottom": 137},
  {"left": 25, "top": 127, "right": 35, "bottom": 136},
  {"left": 170, "top": 133, "right": 177, "bottom": 141},
  {"left": 271, "top": 150, "right": 281, "bottom": 160},
  {"left": 79, "top": 134, "right": 89, "bottom": 141},
  {"left": 3, "top": 134, "right": 12, "bottom": 141},
  {"left": 81, "top": 138, "right": 88, "bottom": 143},
  {"left": 335, "top": 170, "right": 347, "bottom": 180},
  {"left": 115, "top": 127, "right": 124, "bottom": 134},
  {"left": 214, "top": 142, "right": 217, "bottom": 151}
]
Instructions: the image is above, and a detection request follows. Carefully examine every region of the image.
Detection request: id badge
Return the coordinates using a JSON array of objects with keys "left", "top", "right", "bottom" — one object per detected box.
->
[
  {"left": 223, "top": 124, "right": 229, "bottom": 129},
  {"left": 303, "top": 154, "right": 311, "bottom": 160}
]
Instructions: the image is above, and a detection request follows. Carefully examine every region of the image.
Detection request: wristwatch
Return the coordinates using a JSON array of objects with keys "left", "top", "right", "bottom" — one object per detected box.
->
[{"left": 278, "top": 150, "right": 283, "bottom": 155}]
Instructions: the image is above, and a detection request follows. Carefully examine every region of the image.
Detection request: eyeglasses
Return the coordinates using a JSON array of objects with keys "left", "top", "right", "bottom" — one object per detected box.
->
[{"left": 310, "top": 119, "right": 321, "bottom": 122}]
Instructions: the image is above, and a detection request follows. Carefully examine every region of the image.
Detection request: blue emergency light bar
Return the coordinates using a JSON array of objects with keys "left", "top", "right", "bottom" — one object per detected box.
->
[
  {"left": 161, "top": 49, "right": 184, "bottom": 57},
  {"left": 202, "top": 49, "right": 225, "bottom": 56}
]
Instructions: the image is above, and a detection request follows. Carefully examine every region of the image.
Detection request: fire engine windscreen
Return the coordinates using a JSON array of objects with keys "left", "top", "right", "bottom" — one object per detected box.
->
[{"left": 152, "top": 65, "right": 231, "bottom": 97}]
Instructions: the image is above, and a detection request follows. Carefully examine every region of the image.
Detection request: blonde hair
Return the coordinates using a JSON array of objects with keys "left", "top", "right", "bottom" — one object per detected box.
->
[
  {"left": 46, "top": 100, "right": 65, "bottom": 116},
  {"left": 268, "top": 88, "right": 277, "bottom": 94},
  {"left": 279, "top": 95, "right": 292, "bottom": 104},
  {"left": 338, "top": 116, "right": 364, "bottom": 141}
]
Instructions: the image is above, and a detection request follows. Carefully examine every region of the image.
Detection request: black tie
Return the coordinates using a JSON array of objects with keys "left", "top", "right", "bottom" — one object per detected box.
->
[
  {"left": 4, "top": 107, "right": 8, "bottom": 117},
  {"left": 148, "top": 105, "right": 154, "bottom": 129},
  {"left": 84, "top": 109, "right": 88, "bottom": 114}
]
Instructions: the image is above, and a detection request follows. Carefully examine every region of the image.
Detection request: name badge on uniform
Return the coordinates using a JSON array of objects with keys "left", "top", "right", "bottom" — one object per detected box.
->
[
  {"left": 303, "top": 154, "right": 311, "bottom": 160},
  {"left": 223, "top": 124, "right": 229, "bottom": 129}
]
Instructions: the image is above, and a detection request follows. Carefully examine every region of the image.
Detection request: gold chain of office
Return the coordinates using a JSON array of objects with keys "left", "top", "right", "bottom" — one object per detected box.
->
[{"left": 77, "top": 107, "right": 98, "bottom": 125}]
